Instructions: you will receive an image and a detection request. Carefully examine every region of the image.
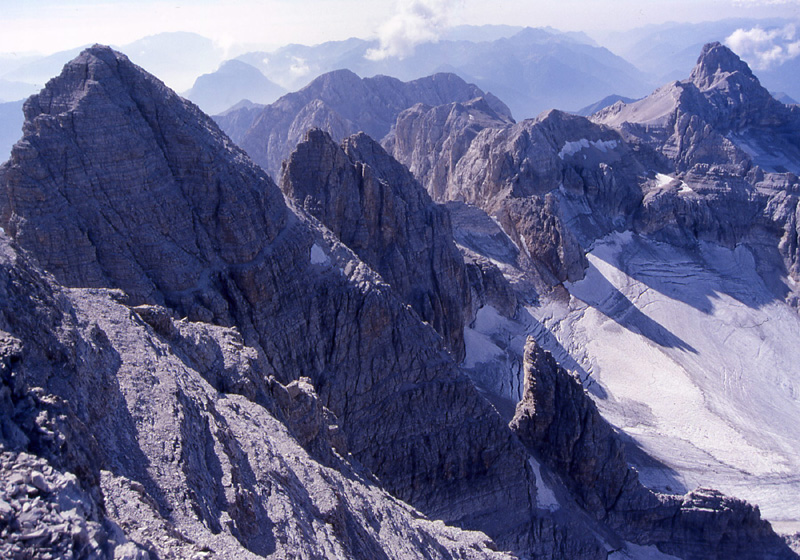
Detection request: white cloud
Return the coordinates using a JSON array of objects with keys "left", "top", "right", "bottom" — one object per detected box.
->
[
  {"left": 365, "top": 0, "right": 461, "bottom": 61},
  {"left": 725, "top": 24, "right": 800, "bottom": 70},
  {"left": 290, "top": 56, "right": 310, "bottom": 77}
]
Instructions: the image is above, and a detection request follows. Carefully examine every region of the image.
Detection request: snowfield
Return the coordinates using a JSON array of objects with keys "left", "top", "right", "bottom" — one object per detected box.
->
[
  {"left": 464, "top": 230, "right": 800, "bottom": 533},
  {"left": 535, "top": 232, "right": 800, "bottom": 530}
]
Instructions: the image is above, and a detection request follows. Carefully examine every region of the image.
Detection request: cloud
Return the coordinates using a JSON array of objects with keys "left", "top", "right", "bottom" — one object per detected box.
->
[
  {"left": 365, "top": 0, "right": 460, "bottom": 61},
  {"left": 289, "top": 56, "right": 310, "bottom": 77},
  {"left": 725, "top": 24, "right": 800, "bottom": 70}
]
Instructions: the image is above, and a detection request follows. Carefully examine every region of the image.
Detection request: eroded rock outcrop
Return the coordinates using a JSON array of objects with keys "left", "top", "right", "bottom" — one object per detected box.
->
[
  {"left": 215, "top": 68, "right": 512, "bottom": 178},
  {"left": 389, "top": 105, "right": 653, "bottom": 289},
  {"left": 281, "top": 128, "right": 471, "bottom": 360},
  {"left": 0, "top": 45, "right": 540, "bottom": 556},
  {"left": 0, "top": 230, "right": 514, "bottom": 560},
  {"left": 593, "top": 42, "right": 800, "bottom": 291},
  {"left": 383, "top": 97, "right": 514, "bottom": 201}
]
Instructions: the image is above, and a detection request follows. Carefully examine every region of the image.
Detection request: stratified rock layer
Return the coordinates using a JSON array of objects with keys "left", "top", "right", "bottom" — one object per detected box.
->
[
  {"left": 0, "top": 45, "right": 540, "bottom": 556},
  {"left": 216, "top": 68, "right": 512, "bottom": 178},
  {"left": 281, "top": 128, "right": 471, "bottom": 360},
  {"left": 0, "top": 43, "right": 796, "bottom": 560},
  {"left": 0, "top": 229, "right": 514, "bottom": 560}
]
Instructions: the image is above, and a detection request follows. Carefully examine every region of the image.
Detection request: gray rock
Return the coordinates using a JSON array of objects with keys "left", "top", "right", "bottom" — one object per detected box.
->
[
  {"left": 593, "top": 42, "right": 800, "bottom": 297},
  {"left": 281, "top": 128, "right": 472, "bottom": 360},
  {"left": 29, "top": 472, "right": 48, "bottom": 493},
  {"left": 383, "top": 97, "right": 514, "bottom": 201},
  {"left": 1, "top": 42, "right": 794, "bottom": 560},
  {"left": 0, "top": 499, "right": 13, "bottom": 521},
  {"left": 462, "top": 250, "right": 518, "bottom": 320},
  {"left": 216, "top": 68, "right": 508, "bottom": 178},
  {"left": 389, "top": 105, "right": 650, "bottom": 289},
  {"left": 0, "top": 45, "right": 539, "bottom": 558}
]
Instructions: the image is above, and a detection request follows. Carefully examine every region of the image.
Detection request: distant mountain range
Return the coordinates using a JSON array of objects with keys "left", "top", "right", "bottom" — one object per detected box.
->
[
  {"left": 2, "top": 21, "right": 800, "bottom": 163},
  {"left": 0, "top": 32, "right": 224, "bottom": 94},
  {"left": 235, "top": 27, "right": 653, "bottom": 120},
  {"left": 183, "top": 60, "right": 286, "bottom": 115}
]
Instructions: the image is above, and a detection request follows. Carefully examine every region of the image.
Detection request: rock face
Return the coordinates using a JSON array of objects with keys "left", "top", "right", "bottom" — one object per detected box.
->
[
  {"left": 511, "top": 338, "right": 796, "bottom": 560},
  {"left": 281, "top": 128, "right": 472, "bottom": 361},
  {"left": 0, "top": 230, "right": 513, "bottom": 560},
  {"left": 0, "top": 45, "right": 542, "bottom": 557},
  {"left": 384, "top": 97, "right": 514, "bottom": 201},
  {"left": 215, "top": 68, "right": 512, "bottom": 178},
  {"left": 510, "top": 338, "right": 643, "bottom": 521},
  {"left": 0, "top": 44, "right": 796, "bottom": 560},
  {"left": 387, "top": 43, "right": 800, "bottom": 306},
  {"left": 592, "top": 42, "right": 800, "bottom": 291},
  {"left": 594, "top": 42, "right": 800, "bottom": 172},
  {"left": 388, "top": 104, "right": 655, "bottom": 289}
]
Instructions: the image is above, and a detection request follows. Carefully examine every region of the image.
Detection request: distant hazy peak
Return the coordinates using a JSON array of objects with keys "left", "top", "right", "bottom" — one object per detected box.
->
[
  {"left": 304, "top": 68, "right": 362, "bottom": 89},
  {"left": 690, "top": 41, "right": 758, "bottom": 92}
]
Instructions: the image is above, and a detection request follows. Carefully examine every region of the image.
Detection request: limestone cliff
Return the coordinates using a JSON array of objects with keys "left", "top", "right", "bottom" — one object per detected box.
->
[
  {"left": 281, "top": 128, "right": 471, "bottom": 361},
  {"left": 0, "top": 45, "right": 541, "bottom": 556},
  {"left": 215, "top": 68, "right": 512, "bottom": 178}
]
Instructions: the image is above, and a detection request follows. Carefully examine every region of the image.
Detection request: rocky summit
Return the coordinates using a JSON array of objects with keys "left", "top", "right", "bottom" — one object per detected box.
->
[
  {"left": 280, "top": 128, "right": 472, "bottom": 361},
  {"left": 215, "top": 68, "right": 513, "bottom": 178},
  {"left": 0, "top": 43, "right": 798, "bottom": 560}
]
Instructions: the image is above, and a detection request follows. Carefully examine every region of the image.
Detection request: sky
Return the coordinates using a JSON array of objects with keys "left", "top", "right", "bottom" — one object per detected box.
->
[{"left": 1, "top": 0, "right": 800, "bottom": 56}]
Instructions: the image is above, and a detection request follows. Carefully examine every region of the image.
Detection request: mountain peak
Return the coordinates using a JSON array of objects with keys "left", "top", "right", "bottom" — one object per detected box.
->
[
  {"left": 25, "top": 45, "right": 162, "bottom": 121},
  {"left": 689, "top": 41, "right": 756, "bottom": 92}
]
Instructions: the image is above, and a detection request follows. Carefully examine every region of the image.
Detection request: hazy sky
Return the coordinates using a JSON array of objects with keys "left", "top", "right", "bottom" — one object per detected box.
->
[{"left": 1, "top": 0, "right": 799, "bottom": 55}]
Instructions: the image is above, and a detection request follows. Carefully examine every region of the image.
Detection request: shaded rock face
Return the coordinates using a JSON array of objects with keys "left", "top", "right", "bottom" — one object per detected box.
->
[
  {"left": 215, "top": 68, "right": 512, "bottom": 178},
  {"left": 510, "top": 338, "right": 646, "bottom": 523},
  {"left": 281, "top": 128, "right": 471, "bottom": 361},
  {"left": 0, "top": 46, "right": 543, "bottom": 556},
  {"left": 462, "top": 250, "right": 518, "bottom": 320},
  {"left": 0, "top": 45, "right": 288, "bottom": 308},
  {"left": 510, "top": 338, "right": 797, "bottom": 560},
  {"left": 0, "top": 231, "right": 514, "bottom": 560}
]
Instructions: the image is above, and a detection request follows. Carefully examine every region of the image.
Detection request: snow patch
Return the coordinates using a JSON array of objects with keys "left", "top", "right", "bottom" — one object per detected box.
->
[
  {"left": 529, "top": 458, "right": 559, "bottom": 510},
  {"left": 310, "top": 243, "right": 330, "bottom": 266},
  {"left": 518, "top": 233, "right": 533, "bottom": 259},
  {"left": 558, "top": 138, "right": 618, "bottom": 159},
  {"left": 464, "top": 306, "right": 519, "bottom": 369},
  {"left": 655, "top": 173, "right": 695, "bottom": 194},
  {"left": 655, "top": 173, "right": 673, "bottom": 187},
  {"left": 609, "top": 542, "right": 681, "bottom": 560},
  {"left": 463, "top": 327, "right": 504, "bottom": 368},
  {"left": 489, "top": 215, "right": 521, "bottom": 252}
]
